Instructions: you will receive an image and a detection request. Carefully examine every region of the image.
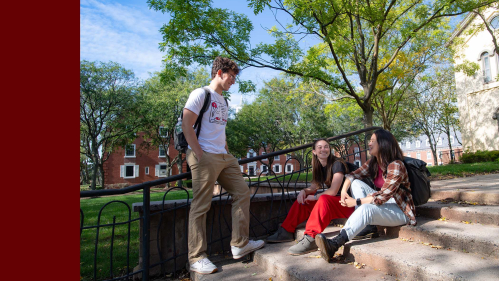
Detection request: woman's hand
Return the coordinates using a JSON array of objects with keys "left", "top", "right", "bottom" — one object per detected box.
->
[
  {"left": 297, "top": 190, "right": 307, "bottom": 204},
  {"left": 341, "top": 197, "right": 357, "bottom": 208},
  {"left": 340, "top": 191, "right": 351, "bottom": 204},
  {"left": 304, "top": 195, "right": 317, "bottom": 204}
]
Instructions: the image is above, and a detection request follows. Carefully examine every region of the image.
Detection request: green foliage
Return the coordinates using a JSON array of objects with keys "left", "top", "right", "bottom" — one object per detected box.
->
[
  {"left": 80, "top": 60, "right": 144, "bottom": 190},
  {"left": 148, "top": 0, "right": 494, "bottom": 127},
  {"left": 461, "top": 150, "right": 499, "bottom": 163},
  {"left": 427, "top": 161, "right": 499, "bottom": 176}
]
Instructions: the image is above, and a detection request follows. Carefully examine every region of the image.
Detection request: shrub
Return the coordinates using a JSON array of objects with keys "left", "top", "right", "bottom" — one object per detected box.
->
[{"left": 461, "top": 150, "right": 499, "bottom": 163}]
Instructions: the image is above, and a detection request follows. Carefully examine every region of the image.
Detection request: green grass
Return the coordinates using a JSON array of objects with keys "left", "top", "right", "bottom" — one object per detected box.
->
[
  {"left": 427, "top": 161, "right": 499, "bottom": 177},
  {"left": 80, "top": 189, "right": 192, "bottom": 281}
]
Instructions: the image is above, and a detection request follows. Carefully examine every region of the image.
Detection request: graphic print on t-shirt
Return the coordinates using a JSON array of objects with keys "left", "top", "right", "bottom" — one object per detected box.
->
[{"left": 209, "top": 100, "right": 228, "bottom": 125}]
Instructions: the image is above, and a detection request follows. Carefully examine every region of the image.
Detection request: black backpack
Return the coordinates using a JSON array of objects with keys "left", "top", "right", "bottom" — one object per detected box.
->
[
  {"left": 402, "top": 157, "right": 431, "bottom": 206},
  {"left": 173, "top": 87, "right": 227, "bottom": 153}
]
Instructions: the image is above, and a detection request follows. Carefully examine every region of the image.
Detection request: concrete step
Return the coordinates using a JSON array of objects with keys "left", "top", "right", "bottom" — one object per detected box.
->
[
  {"left": 191, "top": 242, "right": 398, "bottom": 281},
  {"left": 429, "top": 174, "right": 499, "bottom": 205},
  {"left": 342, "top": 236, "right": 499, "bottom": 281},
  {"left": 391, "top": 217, "right": 499, "bottom": 258},
  {"left": 417, "top": 201, "right": 499, "bottom": 226}
]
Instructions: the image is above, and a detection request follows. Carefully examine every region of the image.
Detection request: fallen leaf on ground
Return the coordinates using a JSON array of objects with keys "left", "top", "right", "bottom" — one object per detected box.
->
[
  {"left": 307, "top": 255, "right": 321, "bottom": 258},
  {"left": 423, "top": 242, "right": 433, "bottom": 246},
  {"left": 438, "top": 217, "right": 447, "bottom": 221},
  {"left": 252, "top": 273, "right": 257, "bottom": 276},
  {"left": 431, "top": 245, "right": 443, "bottom": 249},
  {"left": 461, "top": 220, "right": 471, "bottom": 224}
]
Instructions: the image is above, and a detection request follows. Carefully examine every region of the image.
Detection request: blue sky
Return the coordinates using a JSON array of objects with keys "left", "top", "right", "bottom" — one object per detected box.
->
[
  {"left": 80, "top": 0, "right": 466, "bottom": 107},
  {"left": 80, "top": 0, "right": 301, "bottom": 107}
]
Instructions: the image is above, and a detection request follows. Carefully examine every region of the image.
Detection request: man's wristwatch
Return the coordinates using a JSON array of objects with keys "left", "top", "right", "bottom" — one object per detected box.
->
[{"left": 356, "top": 198, "right": 361, "bottom": 206}]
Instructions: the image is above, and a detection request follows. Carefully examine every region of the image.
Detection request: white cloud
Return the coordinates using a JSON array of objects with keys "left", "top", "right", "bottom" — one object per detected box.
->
[{"left": 80, "top": 0, "right": 166, "bottom": 80}]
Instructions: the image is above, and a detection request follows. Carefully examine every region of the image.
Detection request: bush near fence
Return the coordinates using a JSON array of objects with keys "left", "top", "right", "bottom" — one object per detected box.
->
[{"left": 461, "top": 150, "right": 499, "bottom": 163}]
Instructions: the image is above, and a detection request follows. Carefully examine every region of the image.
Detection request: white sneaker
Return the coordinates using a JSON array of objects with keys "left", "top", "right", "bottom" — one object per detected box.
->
[
  {"left": 189, "top": 257, "right": 217, "bottom": 274},
  {"left": 231, "top": 240, "right": 265, "bottom": 259}
]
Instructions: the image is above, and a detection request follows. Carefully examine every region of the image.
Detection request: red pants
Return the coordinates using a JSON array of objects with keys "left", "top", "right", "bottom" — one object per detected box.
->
[{"left": 280, "top": 194, "right": 354, "bottom": 238}]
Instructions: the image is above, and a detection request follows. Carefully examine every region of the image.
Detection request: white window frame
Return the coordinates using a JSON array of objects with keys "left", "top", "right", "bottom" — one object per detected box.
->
[
  {"left": 247, "top": 149, "right": 255, "bottom": 158},
  {"left": 274, "top": 155, "right": 280, "bottom": 161},
  {"left": 425, "top": 139, "right": 429, "bottom": 146},
  {"left": 145, "top": 166, "right": 149, "bottom": 175},
  {"left": 273, "top": 164, "right": 282, "bottom": 173},
  {"left": 406, "top": 141, "right": 410, "bottom": 148},
  {"left": 159, "top": 145, "right": 167, "bottom": 157},
  {"left": 427, "top": 151, "right": 432, "bottom": 160},
  {"left": 121, "top": 163, "right": 138, "bottom": 179},
  {"left": 159, "top": 126, "right": 168, "bottom": 138},
  {"left": 450, "top": 135, "right": 454, "bottom": 144},
  {"left": 416, "top": 140, "right": 421, "bottom": 148},
  {"left": 481, "top": 52, "right": 492, "bottom": 83},
  {"left": 240, "top": 165, "right": 244, "bottom": 173},
  {"left": 437, "top": 137, "right": 443, "bottom": 145},
  {"left": 261, "top": 152, "right": 267, "bottom": 161},
  {"left": 125, "top": 144, "right": 136, "bottom": 158},
  {"left": 155, "top": 163, "right": 168, "bottom": 178},
  {"left": 416, "top": 152, "right": 421, "bottom": 160},
  {"left": 406, "top": 152, "right": 411, "bottom": 157},
  {"left": 285, "top": 164, "right": 293, "bottom": 173}
]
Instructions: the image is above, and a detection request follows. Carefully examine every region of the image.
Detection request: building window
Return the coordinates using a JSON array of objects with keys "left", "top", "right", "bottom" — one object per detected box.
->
[
  {"left": 248, "top": 165, "right": 256, "bottom": 176},
  {"left": 274, "top": 155, "right": 280, "bottom": 161},
  {"left": 273, "top": 164, "right": 281, "bottom": 173},
  {"left": 427, "top": 163, "right": 432, "bottom": 167},
  {"left": 286, "top": 164, "right": 293, "bottom": 173},
  {"left": 405, "top": 141, "right": 410, "bottom": 148},
  {"left": 121, "top": 164, "right": 138, "bottom": 179},
  {"left": 491, "top": 15, "right": 499, "bottom": 29},
  {"left": 125, "top": 144, "right": 136, "bottom": 158},
  {"left": 450, "top": 135, "right": 454, "bottom": 144},
  {"left": 416, "top": 152, "right": 421, "bottom": 160},
  {"left": 261, "top": 152, "right": 267, "bottom": 161},
  {"left": 155, "top": 164, "right": 168, "bottom": 177},
  {"left": 159, "top": 126, "right": 168, "bottom": 138},
  {"left": 416, "top": 140, "right": 421, "bottom": 148},
  {"left": 240, "top": 166, "right": 244, "bottom": 172},
  {"left": 406, "top": 152, "right": 411, "bottom": 157},
  {"left": 437, "top": 149, "right": 442, "bottom": 159},
  {"left": 159, "top": 145, "right": 167, "bottom": 157},
  {"left": 354, "top": 147, "right": 360, "bottom": 157},
  {"left": 247, "top": 150, "right": 255, "bottom": 158},
  {"left": 481, "top": 52, "right": 491, "bottom": 83},
  {"left": 145, "top": 167, "right": 149, "bottom": 175},
  {"left": 425, "top": 139, "right": 429, "bottom": 146},
  {"left": 286, "top": 154, "right": 292, "bottom": 160},
  {"left": 427, "top": 151, "right": 432, "bottom": 160},
  {"left": 261, "top": 165, "right": 268, "bottom": 173}
]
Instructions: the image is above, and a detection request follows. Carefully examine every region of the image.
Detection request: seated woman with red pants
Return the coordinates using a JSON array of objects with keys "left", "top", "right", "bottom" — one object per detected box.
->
[{"left": 266, "top": 138, "right": 356, "bottom": 255}]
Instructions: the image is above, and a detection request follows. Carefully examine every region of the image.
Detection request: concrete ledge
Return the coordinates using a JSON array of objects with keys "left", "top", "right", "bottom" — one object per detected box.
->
[{"left": 417, "top": 201, "right": 499, "bottom": 225}]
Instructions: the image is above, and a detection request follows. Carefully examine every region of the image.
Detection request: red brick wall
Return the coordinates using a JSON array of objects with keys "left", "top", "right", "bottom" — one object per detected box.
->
[{"left": 103, "top": 133, "right": 188, "bottom": 188}]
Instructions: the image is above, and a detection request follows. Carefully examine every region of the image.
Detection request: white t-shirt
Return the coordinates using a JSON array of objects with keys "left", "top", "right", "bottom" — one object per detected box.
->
[{"left": 184, "top": 86, "right": 228, "bottom": 154}]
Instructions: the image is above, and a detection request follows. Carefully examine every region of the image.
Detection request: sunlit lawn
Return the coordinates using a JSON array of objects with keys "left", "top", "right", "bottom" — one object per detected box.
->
[{"left": 80, "top": 189, "right": 192, "bottom": 281}]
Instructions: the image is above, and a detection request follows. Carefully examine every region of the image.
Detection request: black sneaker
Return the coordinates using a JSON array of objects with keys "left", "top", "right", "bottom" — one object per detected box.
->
[
  {"left": 352, "top": 225, "right": 379, "bottom": 240},
  {"left": 315, "top": 233, "right": 347, "bottom": 263},
  {"left": 267, "top": 226, "right": 294, "bottom": 243}
]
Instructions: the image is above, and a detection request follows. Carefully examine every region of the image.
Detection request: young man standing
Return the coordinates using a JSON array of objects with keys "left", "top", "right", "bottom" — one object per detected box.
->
[{"left": 182, "top": 57, "right": 265, "bottom": 274}]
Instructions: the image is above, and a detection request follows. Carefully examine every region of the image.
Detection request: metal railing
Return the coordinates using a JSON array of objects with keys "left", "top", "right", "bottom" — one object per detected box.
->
[{"left": 80, "top": 127, "right": 381, "bottom": 280}]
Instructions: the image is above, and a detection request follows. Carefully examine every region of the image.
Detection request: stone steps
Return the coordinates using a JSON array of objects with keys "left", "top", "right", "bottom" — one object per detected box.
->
[
  {"left": 416, "top": 201, "right": 499, "bottom": 225},
  {"left": 190, "top": 175, "right": 499, "bottom": 281}
]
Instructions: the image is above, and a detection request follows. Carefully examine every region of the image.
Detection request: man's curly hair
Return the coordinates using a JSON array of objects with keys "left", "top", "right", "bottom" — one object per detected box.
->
[{"left": 211, "top": 56, "right": 240, "bottom": 79}]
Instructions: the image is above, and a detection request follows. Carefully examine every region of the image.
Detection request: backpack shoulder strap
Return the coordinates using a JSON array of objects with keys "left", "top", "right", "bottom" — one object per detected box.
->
[{"left": 193, "top": 87, "right": 211, "bottom": 138}]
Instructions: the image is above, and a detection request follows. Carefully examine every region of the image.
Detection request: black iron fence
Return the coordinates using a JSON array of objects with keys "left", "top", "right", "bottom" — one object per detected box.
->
[{"left": 80, "top": 127, "right": 381, "bottom": 281}]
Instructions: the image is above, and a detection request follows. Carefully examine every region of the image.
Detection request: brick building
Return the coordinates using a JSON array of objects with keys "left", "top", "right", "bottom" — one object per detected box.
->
[{"left": 401, "top": 132, "right": 463, "bottom": 166}]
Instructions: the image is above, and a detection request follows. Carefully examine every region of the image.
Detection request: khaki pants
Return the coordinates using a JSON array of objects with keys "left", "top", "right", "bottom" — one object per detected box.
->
[{"left": 186, "top": 149, "right": 251, "bottom": 264}]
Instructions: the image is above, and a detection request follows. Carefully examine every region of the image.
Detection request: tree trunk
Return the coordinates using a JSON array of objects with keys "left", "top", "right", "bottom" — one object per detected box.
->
[
  {"left": 99, "top": 164, "right": 105, "bottom": 189},
  {"left": 91, "top": 147, "right": 99, "bottom": 190},
  {"left": 176, "top": 154, "right": 184, "bottom": 188},
  {"left": 446, "top": 130, "right": 454, "bottom": 162},
  {"left": 363, "top": 105, "right": 374, "bottom": 128}
]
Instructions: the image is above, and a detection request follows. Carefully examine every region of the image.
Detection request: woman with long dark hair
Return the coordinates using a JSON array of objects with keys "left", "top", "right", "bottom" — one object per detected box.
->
[
  {"left": 315, "top": 129, "right": 417, "bottom": 262},
  {"left": 266, "top": 138, "right": 355, "bottom": 255}
]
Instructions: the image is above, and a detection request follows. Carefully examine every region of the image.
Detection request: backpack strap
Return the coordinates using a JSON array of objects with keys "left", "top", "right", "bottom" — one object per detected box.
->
[{"left": 192, "top": 87, "right": 212, "bottom": 138}]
